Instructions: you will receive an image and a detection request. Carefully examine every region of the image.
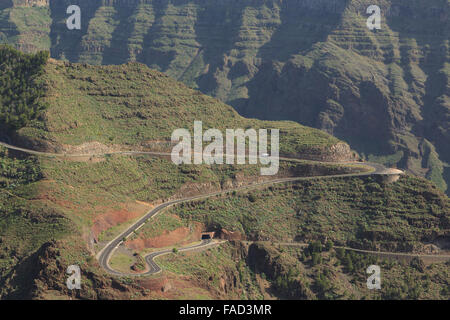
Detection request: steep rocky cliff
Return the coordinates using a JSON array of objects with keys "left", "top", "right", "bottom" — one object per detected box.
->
[{"left": 1, "top": 0, "right": 449, "bottom": 192}]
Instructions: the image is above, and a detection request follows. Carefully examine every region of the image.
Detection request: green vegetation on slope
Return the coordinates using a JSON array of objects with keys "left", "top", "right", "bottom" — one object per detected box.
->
[
  {"left": 16, "top": 58, "right": 343, "bottom": 158},
  {"left": 0, "top": 45, "right": 49, "bottom": 130},
  {"left": 157, "top": 240, "right": 450, "bottom": 300},
  {"left": 157, "top": 242, "right": 266, "bottom": 299},
  {"left": 0, "top": 146, "right": 71, "bottom": 294},
  {"left": 169, "top": 175, "right": 450, "bottom": 252}
]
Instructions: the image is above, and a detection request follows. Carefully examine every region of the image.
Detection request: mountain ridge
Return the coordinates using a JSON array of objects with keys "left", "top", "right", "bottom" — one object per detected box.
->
[{"left": 1, "top": 0, "right": 448, "bottom": 194}]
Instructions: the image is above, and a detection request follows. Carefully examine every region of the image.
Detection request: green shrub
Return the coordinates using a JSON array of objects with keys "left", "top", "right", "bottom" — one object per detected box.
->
[{"left": 0, "top": 45, "right": 49, "bottom": 130}]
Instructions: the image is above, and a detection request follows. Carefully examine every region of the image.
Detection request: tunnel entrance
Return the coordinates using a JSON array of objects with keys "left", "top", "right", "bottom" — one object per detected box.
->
[{"left": 201, "top": 232, "right": 215, "bottom": 240}]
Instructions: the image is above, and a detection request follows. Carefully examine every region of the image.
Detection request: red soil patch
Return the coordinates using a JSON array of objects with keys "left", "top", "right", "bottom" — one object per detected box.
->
[
  {"left": 91, "top": 202, "right": 152, "bottom": 240},
  {"left": 126, "top": 226, "right": 196, "bottom": 250},
  {"left": 34, "top": 181, "right": 154, "bottom": 242}
]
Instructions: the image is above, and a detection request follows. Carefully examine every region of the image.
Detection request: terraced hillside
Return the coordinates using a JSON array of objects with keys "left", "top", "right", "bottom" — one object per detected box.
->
[{"left": 1, "top": 0, "right": 448, "bottom": 194}]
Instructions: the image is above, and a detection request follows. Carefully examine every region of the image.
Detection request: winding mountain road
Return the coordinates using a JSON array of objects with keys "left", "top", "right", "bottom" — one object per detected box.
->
[{"left": 0, "top": 140, "right": 406, "bottom": 277}]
